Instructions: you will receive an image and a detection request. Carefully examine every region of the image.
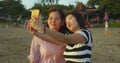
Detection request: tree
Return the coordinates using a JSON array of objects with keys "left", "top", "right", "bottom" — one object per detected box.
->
[
  {"left": 0, "top": 1, "right": 5, "bottom": 16},
  {"left": 38, "top": 0, "right": 60, "bottom": 6},
  {"left": 87, "top": 0, "right": 100, "bottom": 8},
  {"left": 0, "top": 0, "right": 26, "bottom": 19},
  {"left": 87, "top": 0, "right": 120, "bottom": 18},
  {"left": 99, "top": 0, "right": 120, "bottom": 18}
]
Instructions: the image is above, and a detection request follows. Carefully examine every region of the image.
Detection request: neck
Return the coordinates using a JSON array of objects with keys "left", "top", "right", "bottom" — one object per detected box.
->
[{"left": 74, "top": 29, "right": 81, "bottom": 33}]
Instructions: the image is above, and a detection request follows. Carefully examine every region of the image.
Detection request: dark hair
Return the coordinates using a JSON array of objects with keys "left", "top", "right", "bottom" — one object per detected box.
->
[
  {"left": 47, "top": 8, "right": 72, "bottom": 34},
  {"left": 47, "top": 8, "right": 65, "bottom": 21},
  {"left": 66, "top": 11, "right": 87, "bottom": 29}
]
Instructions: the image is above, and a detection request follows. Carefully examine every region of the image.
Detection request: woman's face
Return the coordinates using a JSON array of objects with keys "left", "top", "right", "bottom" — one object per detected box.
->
[
  {"left": 48, "top": 11, "right": 63, "bottom": 31},
  {"left": 65, "top": 14, "right": 79, "bottom": 32}
]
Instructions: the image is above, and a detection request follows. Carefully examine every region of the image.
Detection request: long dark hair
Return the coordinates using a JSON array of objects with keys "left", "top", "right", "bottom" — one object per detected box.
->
[
  {"left": 66, "top": 11, "right": 87, "bottom": 29},
  {"left": 47, "top": 8, "right": 72, "bottom": 34}
]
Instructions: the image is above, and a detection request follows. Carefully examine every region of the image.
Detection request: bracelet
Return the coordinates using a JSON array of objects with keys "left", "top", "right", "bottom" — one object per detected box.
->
[{"left": 43, "top": 24, "right": 46, "bottom": 34}]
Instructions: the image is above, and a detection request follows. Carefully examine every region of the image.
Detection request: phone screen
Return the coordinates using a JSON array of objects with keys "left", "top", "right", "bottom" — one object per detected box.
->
[{"left": 31, "top": 9, "right": 40, "bottom": 19}]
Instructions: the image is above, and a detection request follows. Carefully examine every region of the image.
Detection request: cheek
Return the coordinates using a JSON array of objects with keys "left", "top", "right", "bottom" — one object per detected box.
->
[
  {"left": 67, "top": 22, "right": 72, "bottom": 28},
  {"left": 56, "top": 21, "right": 63, "bottom": 27},
  {"left": 47, "top": 20, "right": 53, "bottom": 24},
  {"left": 47, "top": 21, "right": 52, "bottom": 28},
  {"left": 71, "top": 19, "right": 78, "bottom": 26},
  {"left": 47, "top": 21, "right": 50, "bottom": 25}
]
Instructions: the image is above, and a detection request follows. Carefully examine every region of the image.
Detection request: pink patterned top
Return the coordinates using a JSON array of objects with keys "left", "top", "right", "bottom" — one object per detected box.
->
[{"left": 28, "top": 36, "right": 66, "bottom": 63}]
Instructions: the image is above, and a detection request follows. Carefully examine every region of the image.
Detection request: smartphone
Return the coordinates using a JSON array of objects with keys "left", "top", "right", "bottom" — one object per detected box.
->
[{"left": 31, "top": 9, "right": 40, "bottom": 19}]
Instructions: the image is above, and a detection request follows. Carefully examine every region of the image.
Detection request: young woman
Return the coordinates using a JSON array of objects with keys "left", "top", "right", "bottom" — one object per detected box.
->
[
  {"left": 27, "top": 8, "right": 70, "bottom": 63},
  {"left": 30, "top": 11, "right": 93, "bottom": 63}
]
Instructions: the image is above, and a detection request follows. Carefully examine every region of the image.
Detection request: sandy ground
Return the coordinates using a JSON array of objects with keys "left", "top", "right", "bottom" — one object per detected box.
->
[
  {"left": 0, "top": 26, "right": 120, "bottom": 63},
  {"left": 90, "top": 28, "right": 120, "bottom": 63}
]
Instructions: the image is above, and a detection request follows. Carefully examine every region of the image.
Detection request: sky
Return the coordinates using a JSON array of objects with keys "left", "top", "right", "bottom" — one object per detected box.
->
[{"left": 21, "top": 0, "right": 88, "bottom": 9}]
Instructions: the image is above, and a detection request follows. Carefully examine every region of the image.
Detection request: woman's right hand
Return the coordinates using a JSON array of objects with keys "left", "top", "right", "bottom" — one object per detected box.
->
[
  {"left": 29, "top": 17, "right": 44, "bottom": 33},
  {"left": 27, "top": 20, "right": 38, "bottom": 34},
  {"left": 27, "top": 20, "right": 43, "bottom": 38},
  {"left": 27, "top": 20, "right": 32, "bottom": 32}
]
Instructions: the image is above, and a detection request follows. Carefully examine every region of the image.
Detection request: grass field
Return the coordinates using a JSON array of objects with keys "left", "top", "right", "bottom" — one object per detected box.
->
[{"left": 0, "top": 26, "right": 120, "bottom": 63}]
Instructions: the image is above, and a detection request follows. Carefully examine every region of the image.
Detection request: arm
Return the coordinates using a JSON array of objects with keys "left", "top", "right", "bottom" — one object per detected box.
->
[
  {"left": 30, "top": 60, "right": 34, "bottom": 63},
  {"left": 45, "top": 28, "right": 87, "bottom": 44},
  {"left": 27, "top": 21, "right": 65, "bottom": 46},
  {"left": 30, "top": 18, "right": 87, "bottom": 44},
  {"left": 33, "top": 31, "right": 65, "bottom": 46}
]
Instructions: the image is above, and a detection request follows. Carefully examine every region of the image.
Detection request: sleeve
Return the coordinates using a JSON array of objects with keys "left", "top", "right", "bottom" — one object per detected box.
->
[
  {"left": 79, "top": 31, "right": 88, "bottom": 41},
  {"left": 28, "top": 36, "right": 40, "bottom": 63}
]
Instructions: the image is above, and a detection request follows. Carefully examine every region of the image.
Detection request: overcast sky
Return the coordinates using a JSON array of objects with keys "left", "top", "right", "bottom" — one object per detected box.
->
[{"left": 21, "top": 0, "right": 88, "bottom": 9}]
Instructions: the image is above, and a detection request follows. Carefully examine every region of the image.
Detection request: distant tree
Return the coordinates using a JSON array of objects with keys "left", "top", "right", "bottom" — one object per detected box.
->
[
  {"left": 87, "top": 0, "right": 100, "bottom": 8},
  {"left": 87, "top": 0, "right": 120, "bottom": 18},
  {"left": 0, "top": 1, "right": 5, "bottom": 16},
  {"left": 99, "top": 0, "right": 120, "bottom": 18},
  {"left": 38, "top": 0, "right": 60, "bottom": 6},
  {"left": 0, "top": 0, "right": 26, "bottom": 19},
  {"left": 55, "top": 0, "right": 59, "bottom": 4}
]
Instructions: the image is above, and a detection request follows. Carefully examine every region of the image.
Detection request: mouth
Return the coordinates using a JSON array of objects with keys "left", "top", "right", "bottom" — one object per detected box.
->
[
  {"left": 51, "top": 24, "right": 56, "bottom": 29},
  {"left": 51, "top": 24, "right": 56, "bottom": 26}
]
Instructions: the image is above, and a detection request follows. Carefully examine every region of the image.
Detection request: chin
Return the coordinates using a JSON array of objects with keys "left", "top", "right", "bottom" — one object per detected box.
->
[
  {"left": 70, "top": 28, "right": 75, "bottom": 32},
  {"left": 51, "top": 28, "right": 57, "bottom": 31},
  {"left": 68, "top": 29, "right": 73, "bottom": 32}
]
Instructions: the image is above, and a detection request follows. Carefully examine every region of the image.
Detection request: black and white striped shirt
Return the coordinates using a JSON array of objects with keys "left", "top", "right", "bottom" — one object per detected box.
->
[{"left": 64, "top": 30, "right": 93, "bottom": 63}]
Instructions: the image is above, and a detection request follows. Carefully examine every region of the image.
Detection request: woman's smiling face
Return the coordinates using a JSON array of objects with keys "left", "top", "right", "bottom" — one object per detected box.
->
[
  {"left": 48, "top": 11, "right": 63, "bottom": 31},
  {"left": 65, "top": 14, "right": 79, "bottom": 32}
]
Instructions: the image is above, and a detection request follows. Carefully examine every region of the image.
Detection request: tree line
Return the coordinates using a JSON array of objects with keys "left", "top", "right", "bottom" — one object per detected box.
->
[{"left": 0, "top": 0, "right": 120, "bottom": 22}]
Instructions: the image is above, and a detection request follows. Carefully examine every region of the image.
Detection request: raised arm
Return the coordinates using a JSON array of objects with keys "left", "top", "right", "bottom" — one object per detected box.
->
[
  {"left": 44, "top": 27, "right": 87, "bottom": 44},
  {"left": 33, "top": 31, "right": 65, "bottom": 46},
  {"left": 30, "top": 18, "right": 87, "bottom": 44},
  {"left": 27, "top": 20, "right": 65, "bottom": 46}
]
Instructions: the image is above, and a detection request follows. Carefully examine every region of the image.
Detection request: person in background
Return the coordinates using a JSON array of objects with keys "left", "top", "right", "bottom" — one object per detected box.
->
[
  {"left": 104, "top": 12, "right": 109, "bottom": 34},
  {"left": 27, "top": 8, "right": 71, "bottom": 63},
  {"left": 29, "top": 11, "right": 93, "bottom": 63},
  {"left": 105, "top": 20, "right": 108, "bottom": 33}
]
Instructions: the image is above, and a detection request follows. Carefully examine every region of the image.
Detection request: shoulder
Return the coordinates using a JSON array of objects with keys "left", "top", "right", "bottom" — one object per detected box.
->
[
  {"left": 32, "top": 36, "right": 45, "bottom": 45},
  {"left": 76, "top": 30, "right": 90, "bottom": 40}
]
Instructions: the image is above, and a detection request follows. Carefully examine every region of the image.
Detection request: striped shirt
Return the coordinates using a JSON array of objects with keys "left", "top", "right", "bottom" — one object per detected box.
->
[{"left": 64, "top": 30, "right": 93, "bottom": 63}]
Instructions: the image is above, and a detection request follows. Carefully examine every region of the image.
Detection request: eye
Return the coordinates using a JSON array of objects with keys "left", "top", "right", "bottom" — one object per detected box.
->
[
  {"left": 55, "top": 17, "right": 60, "bottom": 21},
  {"left": 48, "top": 17, "right": 52, "bottom": 20}
]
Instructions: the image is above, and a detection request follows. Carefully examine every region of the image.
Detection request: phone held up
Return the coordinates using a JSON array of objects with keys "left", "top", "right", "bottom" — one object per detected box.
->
[
  {"left": 31, "top": 9, "right": 46, "bottom": 34},
  {"left": 31, "top": 9, "right": 40, "bottom": 19}
]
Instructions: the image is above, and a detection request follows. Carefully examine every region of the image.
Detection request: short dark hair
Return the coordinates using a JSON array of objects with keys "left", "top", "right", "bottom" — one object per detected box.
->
[{"left": 47, "top": 8, "right": 65, "bottom": 21}]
